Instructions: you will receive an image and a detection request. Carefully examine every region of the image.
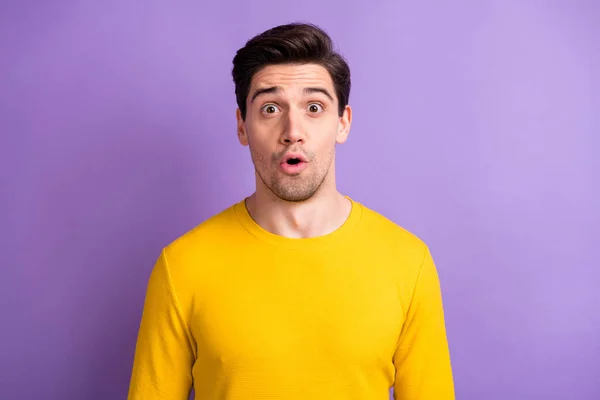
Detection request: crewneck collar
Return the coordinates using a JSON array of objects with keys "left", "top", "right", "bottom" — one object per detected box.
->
[{"left": 234, "top": 196, "right": 362, "bottom": 250}]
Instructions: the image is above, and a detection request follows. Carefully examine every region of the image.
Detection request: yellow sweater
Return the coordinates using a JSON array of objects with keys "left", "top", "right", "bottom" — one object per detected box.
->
[{"left": 128, "top": 197, "right": 454, "bottom": 400}]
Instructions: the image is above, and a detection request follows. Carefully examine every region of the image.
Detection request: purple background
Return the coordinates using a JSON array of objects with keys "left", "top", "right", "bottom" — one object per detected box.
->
[{"left": 1, "top": 1, "right": 599, "bottom": 399}]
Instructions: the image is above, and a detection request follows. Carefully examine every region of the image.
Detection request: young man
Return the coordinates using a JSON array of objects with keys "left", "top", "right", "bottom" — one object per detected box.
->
[{"left": 128, "top": 23, "right": 455, "bottom": 400}]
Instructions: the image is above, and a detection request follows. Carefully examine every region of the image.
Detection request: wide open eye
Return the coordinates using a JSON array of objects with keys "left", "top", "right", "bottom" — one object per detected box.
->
[
  {"left": 307, "top": 103, "right": 324, "bottom": 113},
  {"left": 261, "top": 104, "right": 280, "bottom": 114}
]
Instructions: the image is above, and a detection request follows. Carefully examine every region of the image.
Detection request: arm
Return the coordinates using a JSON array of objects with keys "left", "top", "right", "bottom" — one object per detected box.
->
[
  {"left": 128, "top": 249, "right": 196, "bottom": 400},
  {"left": 393, "top": 246, "right": 455, "bottom": 400}
]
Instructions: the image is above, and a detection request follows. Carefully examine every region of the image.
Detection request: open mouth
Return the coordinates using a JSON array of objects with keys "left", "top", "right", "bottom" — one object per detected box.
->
[{"left": 280, "top": 154, "right": 308, "bottom": 174}]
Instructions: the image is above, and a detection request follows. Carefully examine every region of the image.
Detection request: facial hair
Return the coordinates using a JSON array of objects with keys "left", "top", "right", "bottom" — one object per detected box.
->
[{"left": 250, "top": 145, "right": 335, "bottom": 203}]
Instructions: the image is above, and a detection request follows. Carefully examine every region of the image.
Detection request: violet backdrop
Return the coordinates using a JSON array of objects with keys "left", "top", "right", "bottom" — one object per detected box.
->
[{"left": 1, "top": 1, "right": 599, "bottom": 399}]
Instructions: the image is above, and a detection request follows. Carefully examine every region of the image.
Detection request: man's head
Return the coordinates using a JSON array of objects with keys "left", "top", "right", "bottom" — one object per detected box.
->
[{"left": 232, "top": 23, "right": 352, "bottom": 202}]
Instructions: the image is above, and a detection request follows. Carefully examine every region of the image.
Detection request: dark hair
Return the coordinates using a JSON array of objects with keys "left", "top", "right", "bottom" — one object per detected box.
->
[{"left": 232, "top": 23, "right": 351, "bottom": 120}]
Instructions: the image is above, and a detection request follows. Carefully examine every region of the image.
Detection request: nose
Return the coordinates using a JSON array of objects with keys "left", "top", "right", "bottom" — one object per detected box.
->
[{"left": 280, "top": 108, "right": 305, "bottom": 145}]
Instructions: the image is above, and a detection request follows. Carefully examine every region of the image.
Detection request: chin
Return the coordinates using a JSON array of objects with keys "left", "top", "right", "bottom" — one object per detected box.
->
[
  {"left": 271, "top": 184, "right": 320, "bottom": 203},
  {"left": 277, "top": 194, "right": 315, "bottom": 203}
]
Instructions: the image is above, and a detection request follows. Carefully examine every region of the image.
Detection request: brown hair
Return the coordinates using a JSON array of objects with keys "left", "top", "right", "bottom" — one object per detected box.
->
[{"left": 232, "top": 23, "right": 351, "bottom": 120}]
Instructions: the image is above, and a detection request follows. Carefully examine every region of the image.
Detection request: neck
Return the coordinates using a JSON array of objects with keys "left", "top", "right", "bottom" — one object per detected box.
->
[{"left": 245, "top": 185, "right": 352, "bottom": 239}]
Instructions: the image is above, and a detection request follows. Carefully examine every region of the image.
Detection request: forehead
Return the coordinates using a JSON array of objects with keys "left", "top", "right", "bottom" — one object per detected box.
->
[{"left": 249, "top": 63, "right": 335, "bottom": 94}]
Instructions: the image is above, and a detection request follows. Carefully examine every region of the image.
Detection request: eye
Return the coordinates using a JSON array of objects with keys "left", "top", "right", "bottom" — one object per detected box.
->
[
  {"left": 261, "top": 104, "right": 280, "bottom": 114},
  {"left": 307, "top": 103, "right": 324, "bottom": 113}
]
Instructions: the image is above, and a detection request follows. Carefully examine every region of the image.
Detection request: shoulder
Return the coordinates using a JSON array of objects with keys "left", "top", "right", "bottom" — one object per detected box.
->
[
  {"left": 153, "top": 201, "right": 243, "bottom": 286},
  {"left": 357, "top": 201, "right": 429, "bottom": 256},
  {"left": 354, "top": 200, "right": 439, "bottom": 296},
  {"left": 352, "top": 200, "right": 434, "bottom": 285},
  {"left": 172, "top": 203, "right": 236, "bottom": 245}
]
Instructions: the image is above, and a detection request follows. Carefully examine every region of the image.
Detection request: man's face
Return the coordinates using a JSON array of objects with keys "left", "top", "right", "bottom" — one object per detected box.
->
[{"left": 236, "top": 63, "right": 351, "bottom": 202}]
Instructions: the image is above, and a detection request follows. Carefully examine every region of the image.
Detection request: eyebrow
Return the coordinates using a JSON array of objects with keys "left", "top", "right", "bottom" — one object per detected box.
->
[
  {"left": 303, "top": 87, "right": 334, "bottom": 102},
  {"left": 250, "top": 86, "right": 279, "bottom": 103},
  {"left": 250, "top": 86, "right": 335, "bottom": 103}
]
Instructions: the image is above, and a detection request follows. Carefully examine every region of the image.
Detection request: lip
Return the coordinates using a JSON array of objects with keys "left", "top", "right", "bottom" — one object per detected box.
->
[
  {"left": 281, "top": 153, "right": 308, "bottom": 163},
  {"left": 279, "top": 153, "right": 308, "bottom": 175}
]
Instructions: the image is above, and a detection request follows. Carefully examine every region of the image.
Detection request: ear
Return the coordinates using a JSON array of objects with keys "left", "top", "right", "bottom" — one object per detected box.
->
[
  {"left": 336, "top": 105, "right": 352, "bottom": 144},
  {"left": 236, "top": 108, "right": 249, "bottom": 146}
]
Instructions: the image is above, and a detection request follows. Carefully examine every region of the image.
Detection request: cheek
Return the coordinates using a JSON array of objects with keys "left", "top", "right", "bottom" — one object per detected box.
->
[
  {"left": 313, "top": 131, "right": 337, "bottom": 162},
  {"left": 247, "top": 121, "right": 278, "bottom": 146},
  {"left": 316, "top": 116, "right": 341, "bottom": 138},
  {"left": 247, "top": 136, "right": 271, "bottom": 166}
]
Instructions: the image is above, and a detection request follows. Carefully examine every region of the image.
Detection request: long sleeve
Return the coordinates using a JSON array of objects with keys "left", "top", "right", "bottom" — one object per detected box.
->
[
  {"left": 393, "top": 247, "right": 455, "bottom": 400},
  {"left": 128, "top": 249, "right": 197, "bottom": 400}
]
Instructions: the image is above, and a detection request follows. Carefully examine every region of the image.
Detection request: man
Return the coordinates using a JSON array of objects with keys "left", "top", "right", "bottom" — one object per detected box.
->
[{"left": 128, "top": 23, "right": 454, "bottom": 400}]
